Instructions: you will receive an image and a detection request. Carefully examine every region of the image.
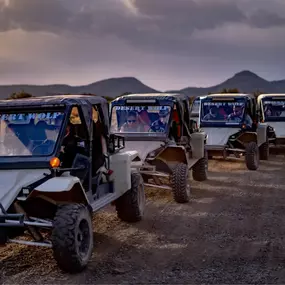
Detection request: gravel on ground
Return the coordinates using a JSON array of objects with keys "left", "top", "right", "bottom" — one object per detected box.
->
[{"left": 1, "top": 155, "right": 285, "bottom": 284}]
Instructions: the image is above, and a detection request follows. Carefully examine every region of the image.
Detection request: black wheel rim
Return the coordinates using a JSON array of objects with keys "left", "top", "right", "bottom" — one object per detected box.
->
[{"left": 77, "top": 219, "right": 91, "bottom": 258}]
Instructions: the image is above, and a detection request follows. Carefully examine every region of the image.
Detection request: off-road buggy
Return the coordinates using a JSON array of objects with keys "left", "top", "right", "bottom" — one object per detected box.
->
[
  {"left": 110, "top": 93, "right": 208, "bottom": 204},
  {"left": 199, "top": 93, "right": 269, "bottom": 170},
  {"left": 0, "top": 95, "right": 146, "bottom": 273},
  {"left": 257, "top": 93, "right": 285, "bottom": 154}
]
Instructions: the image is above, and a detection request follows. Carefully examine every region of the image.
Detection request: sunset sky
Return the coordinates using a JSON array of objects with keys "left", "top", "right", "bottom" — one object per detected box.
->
[{"left": 0, "top": 0, "right": 285, "bottom": 90}]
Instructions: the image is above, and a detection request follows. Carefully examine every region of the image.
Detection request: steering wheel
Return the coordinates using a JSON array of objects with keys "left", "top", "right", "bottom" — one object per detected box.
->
[
  {"left": 32, "top": 139, "right": 55, "bottom": 155},
  {"left": 149, "top": 125, "right": 165, "bottom": 133}
]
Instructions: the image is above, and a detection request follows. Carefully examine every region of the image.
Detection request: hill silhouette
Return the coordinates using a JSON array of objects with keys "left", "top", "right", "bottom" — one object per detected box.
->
[
  {"left": 0, "top": 70, "right": 284, "bottom": 99},
  {"left": 0, "top": 77, "right": 159, "bottom": 100},
  {"left": 173, "top": 70, "right": 285, "bottom": 96}
]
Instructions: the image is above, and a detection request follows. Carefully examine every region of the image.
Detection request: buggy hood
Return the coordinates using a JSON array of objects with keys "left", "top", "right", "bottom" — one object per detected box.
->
[
  {"left": 0, "top": 169, "right": 48, "bottom": 213},
  {"left": 203, "top": 127, "right": 238, "bottom": 146},
  {"left": 268, "top": 122, "right": 285, "bottom": 137},
  {"left": 124, "top": 140, "right": 164, "bottom": 161}
]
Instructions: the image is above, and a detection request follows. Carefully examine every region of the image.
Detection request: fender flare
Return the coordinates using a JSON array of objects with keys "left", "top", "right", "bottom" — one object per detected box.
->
[
  {"left": 29, "top": 176, "right": 89, "bottom": 205},
  {"left": 150, "top": 146, "right": 188, "bottom": 173}
]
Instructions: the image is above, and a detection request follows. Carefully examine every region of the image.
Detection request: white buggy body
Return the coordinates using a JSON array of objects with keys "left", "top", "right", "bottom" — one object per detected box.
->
[
  {"left": 203, "top": 125, "right": 267, "bottom": 149},
  {"left": 110, "top": 92, "right": 209, "bottom": 204},
  {"left": 268, "top": 122, "right": 285, "bottom": 138},
  {"left": 0, "top": 169, "right": 49, "bottom": 213},
  {"left": 124, "top": 130, "right": 206, "bottom": 168},
  {"left": 199, "top": 93, "right": 269, "bottom": 170},
  {"left": 124, "top": 140, "right": 163, "bottom": 161},
  {"left": 203, "top": 127, "right": 238, "bottom": 147},
  {"left": 1, "top": 150, "right": 140, "bottom": 214},
  {"left": 0, "top": 94, "right": 146, "bottom": 274},
  {"left": 257, "top": 93, "right": 285, "bottom": 154}
]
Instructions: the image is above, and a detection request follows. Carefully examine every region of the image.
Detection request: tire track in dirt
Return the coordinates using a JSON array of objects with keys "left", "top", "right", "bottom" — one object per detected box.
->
[{"left": 2, "top": 156, "right": 285, "bottom": 284}]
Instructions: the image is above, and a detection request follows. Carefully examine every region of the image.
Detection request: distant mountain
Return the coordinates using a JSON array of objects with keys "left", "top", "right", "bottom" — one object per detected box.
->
[
  {"left": 0, "top": 70, "right": 284, "bottom": 100},
  {"left": 0, "top": 77, "right": 159, "bottom": 100},
  {"left": 173, "top": 70, "right": 285, "bottom": 97}
]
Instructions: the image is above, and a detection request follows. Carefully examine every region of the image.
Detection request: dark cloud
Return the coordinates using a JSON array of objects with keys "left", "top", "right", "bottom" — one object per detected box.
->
[
  {"left": 1, "top": 0, "right": 285, "bottom": 35},
  {"left": 1, "top": 0, "right": 285, "bottom": 55},
  {"left": 0, "top": 0, "right": 70, "bottom": 32},
  {"left": 0, "top": 0, "right": 247, "bottom": 42},
  {"left": 0, "top": 0, "right": 285, "bottom": 89},
  {"left": 248, "top": 9, "right": 285, "bottom": 28},
  {"left": 133, "top": 0, "right": 246, "bottom": 30}
]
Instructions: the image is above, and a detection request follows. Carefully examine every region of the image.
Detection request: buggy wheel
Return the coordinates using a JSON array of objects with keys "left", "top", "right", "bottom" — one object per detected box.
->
[
  {"left": 192, "top": 150, "right": 208, "bottom": 181},
  {"left": 51, "top": 203, "right": 93, "bottom": 273},
  {"left": 116, "top": 172, "right": 145, "bottom": 223},
  {"left": 245, "top": 141, "right": 259, "bottom": 170},
  {"left": 259, "top": 141, "right": 269, "bottom": 160},
  {"left": 171, "top": 163, "right": 190, "bottom": 203}
]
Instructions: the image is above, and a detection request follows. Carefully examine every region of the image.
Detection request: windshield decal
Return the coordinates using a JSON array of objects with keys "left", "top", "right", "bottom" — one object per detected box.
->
[
  {"left": 0, "top": 111, "right": 64, "bottom": 157},
  {"left": 114, "top": 106, "right": 167, "bottom": 111},
  {"left": 0, "top": 112, "right": 62, "bottom": 122}
]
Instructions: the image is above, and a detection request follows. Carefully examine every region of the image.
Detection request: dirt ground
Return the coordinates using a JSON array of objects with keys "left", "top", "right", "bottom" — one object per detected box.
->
[{"left": 1, "top": 155, "right": 285, "bottom": 284}]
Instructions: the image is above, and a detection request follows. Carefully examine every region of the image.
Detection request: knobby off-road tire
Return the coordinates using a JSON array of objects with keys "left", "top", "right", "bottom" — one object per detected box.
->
[
  {"left": 259, "top": 141, "right": 269, "bottom": 160},
  {"left": 116, "top": 172, "right": 145, "bottom": 223},
  {"left": 51, "top": 203, "right": 93, "bottom": 273},
  {"left": 171, "top": 163, "right": 190, "bottom": 203},
  {"left": 245, "top": 141, "right": 259, "bottom": 170},
  {"left": 192, "top": 150, "right": 208, "bottom": 181}
]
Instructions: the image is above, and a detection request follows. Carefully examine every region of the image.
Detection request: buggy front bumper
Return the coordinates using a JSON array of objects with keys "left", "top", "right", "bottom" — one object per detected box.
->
[
  {"left": 206, "top": 145, "right": 246, "bottom": 159},
  {"left": 205, "top": 145, "right": 245, "bottom": 152},
  {"left": 0, "top": 203, "right": 25, "bottom": 227},
  {"left": 0, "top": 203, "right": 52, "bottom": 228},
  {"left": 205, "top": 145, "right": 226, "bottom": 151}
]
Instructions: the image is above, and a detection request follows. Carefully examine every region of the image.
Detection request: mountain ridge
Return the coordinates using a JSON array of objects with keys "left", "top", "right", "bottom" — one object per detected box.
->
[{"left": 0, "top": 70, "right": 284, "bottom": 100}]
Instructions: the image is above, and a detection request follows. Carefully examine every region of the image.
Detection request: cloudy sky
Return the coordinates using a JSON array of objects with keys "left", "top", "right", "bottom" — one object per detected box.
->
[{"left": 0, "top": 0, "right": 285, "bottom": 90}]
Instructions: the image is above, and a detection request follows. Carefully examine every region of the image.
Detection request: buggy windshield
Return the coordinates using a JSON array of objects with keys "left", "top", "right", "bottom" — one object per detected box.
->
[
  {"left": 0, "top": 111, "right": 64, "bottom": 156},
  {"left": 201, "top": 100, "right": 246, "bottom": 125},
  {"left": 110, "top": 105, "right": 171, "bottom": 134},
  {"left": 191, "top": 98, "right": 200, "bottom": 116},
  {"left": 261, "top": 98, "right": 285, "bottom": 122}
]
